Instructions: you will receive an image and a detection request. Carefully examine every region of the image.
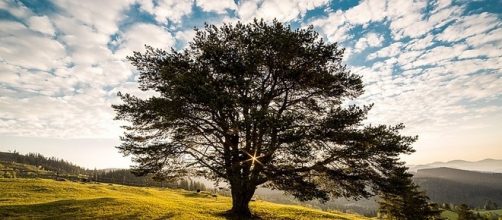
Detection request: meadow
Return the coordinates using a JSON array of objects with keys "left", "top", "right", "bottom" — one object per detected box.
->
[{"left": 0, "top": 178, "right": 369, "bottom": 219}]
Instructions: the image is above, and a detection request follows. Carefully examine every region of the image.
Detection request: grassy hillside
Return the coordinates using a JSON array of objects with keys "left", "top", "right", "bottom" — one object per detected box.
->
[
  {"left": 0, "top": 161, "right": 53, "bottom": 177},
  {"left": 0, "top": 151, "right": 88, "bottom": 175},
  {"left": 440, "top": 209, "right": 502, "bottom": 220},
  {"left": 0, "top": 178, "right": 369, "bottom": 220}
]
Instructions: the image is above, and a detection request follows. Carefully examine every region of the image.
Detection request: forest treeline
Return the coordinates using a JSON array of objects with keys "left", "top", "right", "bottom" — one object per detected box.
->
[
  {"left": 0, "top": 151, "right": 207, "bottom": 191},
  {"left": 95, "top": 169, "right": 207, "bottom": 191},
  {"left": 0, "top": 151, "right": 87, "bottom": 175},
  {"left": 414, "top": 167, "right": 502, "bottom": 208}
]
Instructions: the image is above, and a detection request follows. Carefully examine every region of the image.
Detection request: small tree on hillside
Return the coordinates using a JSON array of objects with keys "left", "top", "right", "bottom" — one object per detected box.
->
[
  {"left": 113, "top": 20, "right": 418, "bottom": 216},
  {"left": 378, "top": 167, "right": 442, "bottom": 219},
  {"left": 457, "top": 204, "right": 476, "bottom": 220},
  {"left": 484, "top": 200, "right": 498, "bottom": 210}
]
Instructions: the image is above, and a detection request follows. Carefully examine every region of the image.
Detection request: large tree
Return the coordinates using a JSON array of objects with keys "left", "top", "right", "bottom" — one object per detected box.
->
[{"left": 113, "top": 20, "right": 417, "bottom": 216}]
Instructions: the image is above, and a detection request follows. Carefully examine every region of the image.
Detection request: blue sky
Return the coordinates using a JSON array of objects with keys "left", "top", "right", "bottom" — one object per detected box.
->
[{"left": 0, "top": 0, "right": 501, "bottom": 168}]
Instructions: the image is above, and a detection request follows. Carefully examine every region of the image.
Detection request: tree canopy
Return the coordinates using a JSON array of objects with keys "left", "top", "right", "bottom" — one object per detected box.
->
[{"left": 113, "top": 19, "right": 419, "bottom": 216}]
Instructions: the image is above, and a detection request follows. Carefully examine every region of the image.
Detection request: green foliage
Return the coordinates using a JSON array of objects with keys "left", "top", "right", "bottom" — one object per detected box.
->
[
  {"left": 0, "top": 178, "right": 369, "bottom": 220},
  {"left": 114, "top": 19, "right": 417, "bottom": 216},
  {"left": 457, "top": 204, "right": 476, "bottom": 220}
]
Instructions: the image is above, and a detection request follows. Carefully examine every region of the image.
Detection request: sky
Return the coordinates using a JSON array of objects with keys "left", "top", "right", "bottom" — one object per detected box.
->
[{"left": 0, "top": 0, "right": 501, "bottom": 169}]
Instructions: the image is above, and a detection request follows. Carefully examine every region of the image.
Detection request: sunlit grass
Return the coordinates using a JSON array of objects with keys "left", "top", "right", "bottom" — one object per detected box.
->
[{"left": 0, "top": 178, "right": 369, "bottom": 219}]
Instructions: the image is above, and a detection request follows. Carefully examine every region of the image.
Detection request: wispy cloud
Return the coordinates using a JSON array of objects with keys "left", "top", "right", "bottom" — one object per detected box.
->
[{"left": 0, "top": 0, "right": 501, "bottom": 163}]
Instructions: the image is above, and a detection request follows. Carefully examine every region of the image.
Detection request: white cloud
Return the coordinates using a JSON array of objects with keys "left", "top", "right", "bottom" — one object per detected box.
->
[
  {"left": 309, "top": 0, "right": 387, "bottom": 43},
  {"left": 0, "top": 21, "right": 67, "bottom": 70},
  {"left": 197, "top": 0, "right": 236, "bottom": 13},
  {"left": 437, "top": 12, "right": 501, "bottom": 43},
  {"left": 344, "top": 0, "right": 386, "bottom": 25},
  {"left": 458, "top": 45, "right": 502, "bottom": 60},
  {"left": 358, "top": 60, "right": 502, "bottom": 136},
  {"left": 427, "top": 4, "right": 463, "bottom": 30},
  {"left": 0, "top": 0, "right": 32, "bottom": 19},
  {"left": 386, "top": 0, "right": 432, "bottom": 40},
  {"left": 51, "top": 16, "right": 114, "bottom": 66},
  {"left": 238, "top": 0, "right": 329, "bottom": 22},
  {"left": 354, "top": 32, "right": 384, "bottom": 52},
  {"left": 309, "top": 11, "right": 350, "bottom": 43},
  {"left": 52, "top": 0, "right": 134, "bottom": 35},
  {"left": 402, "top": 44, "right": 468, "bottom": 70},
  {"left": 115, "top": 23, "right": 175, "bottom": 58},
  {"left": 175, "top": 29, "right": 197, "bottom": 48},
  {"left": 0, "top": 91, "right": 121, "bottom": 138},
  {"left": 138, "top": 0, "right": 194, "bottom": 24},
  {"left": 310, "top": 0, "right": 466, "bottom": 42},
  {"left": 0, "top": 0, "right": 501, "bottom": 165},
  {"left": 0, "top": 1, "right": 138, "bottom": 138},
  {"left": 331, "top": 1, "right": 502, "bottom": 145},
  {"left": 404, "top": 34, "right": 435, "bottom": 51},
  {"left": 366, "top": 33, "right": 384, "bottom": 47},
  {"left": 27, "top": 16, "right": 56, "bottom": 36},
  {"left": 368, "top": 42, "right": 403, "bottom": 60},
  {"left": 465, "top": 27, "right": 502, "bottom": 48}
]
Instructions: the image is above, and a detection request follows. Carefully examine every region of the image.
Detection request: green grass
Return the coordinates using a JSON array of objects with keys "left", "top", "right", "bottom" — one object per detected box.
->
[
  {"left": 0, "top": 178, "right": 369, "bottom": 219},
  {"left": 0, "top": 161, "right": 52, "bottom": 176},
  {"left": 441, "top": 210, "right": 458, "bottom": 220},
  {"left": 0, "top": 161, "right": 86, "bottom": 180},
  {"left": 477, "top": 209, "right": 502, "bottom": 215},
  {"left": 440, "top": 209, "right": 502, "bottom": 220}
]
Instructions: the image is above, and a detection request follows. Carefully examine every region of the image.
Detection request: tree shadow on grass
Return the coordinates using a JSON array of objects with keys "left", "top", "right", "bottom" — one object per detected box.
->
[
  {"left": 154, "top": 213, "right": 176, "bottom": 220},
  {"left": 0, "top": 197, "right": 170, "bottom": 219},
  {"left": 180, "top": 192, "right": 213, "bottom": 198},
  {"left": 212, "top": 210, "right": 263, "bottom": 220}
]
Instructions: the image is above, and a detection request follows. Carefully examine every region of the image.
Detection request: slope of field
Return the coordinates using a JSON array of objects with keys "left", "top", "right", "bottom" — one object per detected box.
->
[
  {"left": 0, "top": 161, "right": 53, "bottom": 178},
  {"left": 0, "top": 178, "right": 369, "bottom": 220},
  {"left": 440, "top": 209, "right": 502, "bottom": 220},
  {"left": 440, "top": 210, "right": 458, "bottom": 220}
]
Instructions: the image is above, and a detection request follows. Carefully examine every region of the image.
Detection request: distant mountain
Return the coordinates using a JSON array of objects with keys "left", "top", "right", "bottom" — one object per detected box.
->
[
  {"left": 414, "top": 167, "right": 502, "bottom": 208},
  {"left": 409, "top": 158, "right": 502, "bottom": 173}
]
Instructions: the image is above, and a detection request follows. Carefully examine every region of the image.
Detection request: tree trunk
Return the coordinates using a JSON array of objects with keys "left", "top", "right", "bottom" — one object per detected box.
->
[{"left": 229, "top": 185, "right": 255, "bottom": 217}]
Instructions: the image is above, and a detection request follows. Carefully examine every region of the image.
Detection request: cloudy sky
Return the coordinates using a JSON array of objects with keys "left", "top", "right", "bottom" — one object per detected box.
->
[{"left": 0, "top": 0, "right": 501, "bottom": 169}]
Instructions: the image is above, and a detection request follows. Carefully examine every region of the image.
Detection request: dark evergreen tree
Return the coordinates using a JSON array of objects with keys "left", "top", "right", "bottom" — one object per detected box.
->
[
  {"left": 378, "top": 167, "right": 442, "bottom": 219},
  {"left": 457, "top": 204, "right": 476, "bottom": 220},
  {"left": 484, "top": 200, "right": 498, "bottom": 210},
  {"left": 113, "top": 20, "right": 417, "bottom": 216},
  {"left": 441, "top": 203, "right": 451, "bottom": 210}
]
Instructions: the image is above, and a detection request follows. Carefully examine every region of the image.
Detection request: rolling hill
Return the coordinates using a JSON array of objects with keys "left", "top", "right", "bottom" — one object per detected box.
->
[
  {"left": 414, "top": 167, "right": 502, "bottom": 207},
  {"left": 0, "top": 178, "right": 369, "bottom": 220},
  {"left": 3, "top": 150, "right": 502, "bottom": 218}
]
